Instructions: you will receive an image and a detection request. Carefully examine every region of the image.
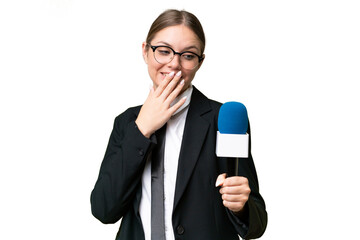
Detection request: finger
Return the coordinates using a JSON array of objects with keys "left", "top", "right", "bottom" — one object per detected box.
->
[
  {"left": 220, "top": 185, "right": 251, "bottom": 196},
  {"left": 223, "top": 176, "right": 249, "bottom": 187},
  {"left": 165, "top": 79, "right": 185, "bottom": 105},
  {"left": 215, "top": 173, "right": 227, "bottom": 187},
  {"left": 154, "top": 71, "right": 175, "bottom": 97},
  {"left": 167, "top": 95, "right": 187, "bottom": 114},
  {"left": 223, "top": 200, "right": 246, "bottom": 212},
  {"left": 222, "top": 192, "right": 249, "bottom": 202},
  {"left": 161, "top": 71, "right": 182, "bottom": 100},
  {"left": 220, "top": 186, "right": 242, "bottom": 195}
]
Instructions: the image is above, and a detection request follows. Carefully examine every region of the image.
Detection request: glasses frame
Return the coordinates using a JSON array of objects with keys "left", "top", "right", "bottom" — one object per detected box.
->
[{"left": 147, "top": 43, "right": 204, "bottom": 69}]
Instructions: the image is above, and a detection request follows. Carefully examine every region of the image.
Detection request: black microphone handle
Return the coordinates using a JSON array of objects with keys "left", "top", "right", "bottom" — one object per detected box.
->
[
  {"left": 226, "top": 158, "right": 240, "bottom": 177},
  {"left": 235, "top": 157, "right": 239, "bottom": 176}
]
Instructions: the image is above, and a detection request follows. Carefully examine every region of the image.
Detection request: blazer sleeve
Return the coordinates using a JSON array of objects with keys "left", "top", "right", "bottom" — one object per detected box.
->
[
  {"left": 225, "top": 122, "right": 268, "bottom": 239},
  {"left": 90, "top": 109, "right": 156, "bottom": 224}
]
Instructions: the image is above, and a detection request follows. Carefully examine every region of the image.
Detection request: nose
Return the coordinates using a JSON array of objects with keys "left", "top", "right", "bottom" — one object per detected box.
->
[{"left": 167, "top": 54, "right": 182, "bottom": 70}]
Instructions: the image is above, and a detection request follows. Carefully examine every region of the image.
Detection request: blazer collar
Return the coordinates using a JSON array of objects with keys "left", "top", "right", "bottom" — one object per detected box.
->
[{"left": 173, "top": 86, "right": 213, "bottom": 210}]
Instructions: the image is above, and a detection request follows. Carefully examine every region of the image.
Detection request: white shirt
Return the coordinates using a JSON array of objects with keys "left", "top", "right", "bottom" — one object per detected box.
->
[{"left": 139, "top": 86, "right": 193, "bottom": 240}]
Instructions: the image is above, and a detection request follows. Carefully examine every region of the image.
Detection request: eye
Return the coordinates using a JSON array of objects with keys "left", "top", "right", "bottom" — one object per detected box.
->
[
  {"left": 158, "top": 50, "right": 170, "bottom": 55},
  {"left": 156, "top": 47, "right": 172, "bottom": 56},
  {"left": 182, "top": 53, "right": 196, "bottom": 61}
]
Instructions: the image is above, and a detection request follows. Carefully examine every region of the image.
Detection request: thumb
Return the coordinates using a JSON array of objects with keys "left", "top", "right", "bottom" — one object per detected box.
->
[
  {"left": 215, "top": 173, "right": 227, "bottom": 187},
  {"left": 149, "top": 84, "right": 155, "bottom": 93}
]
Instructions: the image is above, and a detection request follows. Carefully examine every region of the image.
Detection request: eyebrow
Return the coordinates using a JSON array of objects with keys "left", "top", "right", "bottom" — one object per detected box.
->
[{"left": 155, "top": 41, "right": 200, "bottom": 53}]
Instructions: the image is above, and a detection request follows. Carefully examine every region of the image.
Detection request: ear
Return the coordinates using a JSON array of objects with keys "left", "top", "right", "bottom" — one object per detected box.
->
[{"left": 142, "top": 42, "right": 148, "bottom": 64}]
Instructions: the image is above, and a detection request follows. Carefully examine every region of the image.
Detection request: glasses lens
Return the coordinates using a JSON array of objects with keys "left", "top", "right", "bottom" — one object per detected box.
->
[
  {"left": 154, "top": 46, "right": 173, "bottom": 64},
  {"left": 180, "top": 52, "right": 199, "bottom": 70}
]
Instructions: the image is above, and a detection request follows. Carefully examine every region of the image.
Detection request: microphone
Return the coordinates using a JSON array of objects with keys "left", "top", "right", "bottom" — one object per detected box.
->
[{"left": 216, "top": 101, "right": 249, "bottom": 176}]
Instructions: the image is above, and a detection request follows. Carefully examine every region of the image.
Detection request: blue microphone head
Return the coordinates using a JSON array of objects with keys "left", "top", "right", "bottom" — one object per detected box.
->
[{"left": 218, "top": 101, "right": 248, "bottom": 134}]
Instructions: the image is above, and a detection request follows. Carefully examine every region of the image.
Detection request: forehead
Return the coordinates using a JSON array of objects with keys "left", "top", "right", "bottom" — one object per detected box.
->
[{"left": 152, "top": 25, "right": 201, "bottom": 50}]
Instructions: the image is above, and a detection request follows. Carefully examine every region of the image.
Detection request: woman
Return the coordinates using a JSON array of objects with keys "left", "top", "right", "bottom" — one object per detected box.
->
[{"left": 91, "top": 9, "right": 267, "bottom": 240}]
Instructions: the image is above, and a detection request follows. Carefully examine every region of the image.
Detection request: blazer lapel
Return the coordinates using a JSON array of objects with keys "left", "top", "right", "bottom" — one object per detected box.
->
[{"left": 173, "top": 87, "right": 213, "bottom": 211}]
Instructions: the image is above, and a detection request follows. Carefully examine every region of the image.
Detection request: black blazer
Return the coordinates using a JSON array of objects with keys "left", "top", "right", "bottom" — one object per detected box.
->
[{"left": 91, "top": 86, "right": 267, "bottom": 239}]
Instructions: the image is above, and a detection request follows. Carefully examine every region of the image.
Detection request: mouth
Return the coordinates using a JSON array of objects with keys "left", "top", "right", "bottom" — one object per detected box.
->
[{"left": 161, "top": 72, "right": 170, "bottom": 77}]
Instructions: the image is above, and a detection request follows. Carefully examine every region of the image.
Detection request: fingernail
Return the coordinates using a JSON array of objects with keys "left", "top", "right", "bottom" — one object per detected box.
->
[
  {"left": 180, "top": 79, "right": 185, "bottom": 85},
  {"left": 176, "top": 71, "right": 182, "bottom": 76},
  {"left": 215, "top": 179, "right": 222, "bottom": 187},
  {"left": 169, "top": 72, "right": 175, "bottom": 77},
  {"left": 215, "top": 175, "right": 226, "bottom": 187},
  {"left": 215, "top": 180, "right": 220, "bottom": 187}
]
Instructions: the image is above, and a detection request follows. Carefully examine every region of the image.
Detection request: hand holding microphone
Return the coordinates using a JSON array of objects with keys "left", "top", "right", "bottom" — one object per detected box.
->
[
  {"left": 216, "top": 173, "right": 251, "bottom": 213},
  {"left": 215, "top": 102, "right": 251, "bottom": 213}
]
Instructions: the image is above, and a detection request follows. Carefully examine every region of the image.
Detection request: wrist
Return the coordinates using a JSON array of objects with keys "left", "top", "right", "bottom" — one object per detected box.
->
[
  {"left": 135, "top": 120, "right": 152, "bottom": 138},
  {"left": 232, "top": 201, "right": 249, "bottom": 220}
]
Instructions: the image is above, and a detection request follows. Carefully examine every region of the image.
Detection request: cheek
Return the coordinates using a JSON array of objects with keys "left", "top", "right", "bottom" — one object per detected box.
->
[
  {"left": 183, "top": 69, "right": 197, "bottom": 83},
  {"left": 147, "top": 61, "right": 164, "bottom": 86},
  {"left": 146, "top": 57, "right": 158, "bottom": 73}
]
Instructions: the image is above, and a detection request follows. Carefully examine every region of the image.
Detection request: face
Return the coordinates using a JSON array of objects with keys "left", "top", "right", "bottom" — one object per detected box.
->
[{"left": 142, "top": 25, "right": 204, "bottom": 91}]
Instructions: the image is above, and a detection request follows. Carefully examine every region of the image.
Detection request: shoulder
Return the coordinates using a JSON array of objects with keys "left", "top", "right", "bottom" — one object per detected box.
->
[
  {"left": 209, "top": 99, "right": 222, "bottom": 111},
  {"left": 192, "top": 85, "right": 223, "bottom": 113},
  {"left": 113, "top": 105, "right": 142, "bottom": 127}
]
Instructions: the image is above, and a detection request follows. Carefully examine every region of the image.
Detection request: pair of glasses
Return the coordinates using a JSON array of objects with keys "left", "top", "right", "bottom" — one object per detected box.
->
[{"left": 147, "top": 44, "right": 204, "bottom": 70}]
